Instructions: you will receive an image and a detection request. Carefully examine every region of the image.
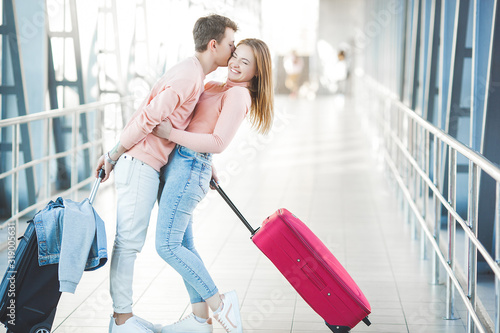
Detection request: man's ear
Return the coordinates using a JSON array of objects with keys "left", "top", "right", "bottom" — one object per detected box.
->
[{"left": 208, "top": 39, "right": 217, "bottom": 51}]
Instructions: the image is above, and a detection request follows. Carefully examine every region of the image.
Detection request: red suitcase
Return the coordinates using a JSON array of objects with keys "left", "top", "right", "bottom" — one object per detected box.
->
[{"left": 211, "top": 180, "right": 371, "bottom": 333}]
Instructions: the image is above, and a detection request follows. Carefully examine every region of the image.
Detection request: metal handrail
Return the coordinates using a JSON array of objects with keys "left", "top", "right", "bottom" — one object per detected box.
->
[
  {"left": 385, "top": 115, "right": 500, "bottom": 278},
  {"left": 0, "top": 97, "right": 133, "bottom": 238},
  {"left": 390, "top": 98, "right": 500, "bottom": 183},
  {"left": 365, "top": 80, "right": 500, "bottom": 183},
  {"left": 0, "top": 141, "right": 99, "bottom": 181},
  {"left": 383, "top": 149, "right": 486, "bottom": 330},
  {"left": 0, "top": 98, "right": 133, "bottom": 128},
  {"left": 365, "top": 76, "right": 500, "bottom": 333}
]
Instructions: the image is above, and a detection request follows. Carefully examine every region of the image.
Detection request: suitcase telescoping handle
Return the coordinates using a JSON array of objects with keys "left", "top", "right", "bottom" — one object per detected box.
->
[
  {"left": 210, "top": 179, "right": 259, "bottom": 236},
  {"left": 89, "top": 168, "right": 106, "bottom": 205}
]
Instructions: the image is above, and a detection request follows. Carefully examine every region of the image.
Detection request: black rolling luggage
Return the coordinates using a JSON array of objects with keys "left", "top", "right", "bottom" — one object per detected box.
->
[{"left": 0, "top": 170, "right": 105, "bottom": 333}]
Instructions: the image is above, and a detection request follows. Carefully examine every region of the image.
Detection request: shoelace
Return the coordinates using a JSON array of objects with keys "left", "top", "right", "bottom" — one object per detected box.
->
[
  {"left": 214, "top": 314, "right": 230, "bottom": 331},
  {"left": 173, "top": 314, "right": 195, "bottom": 325}
]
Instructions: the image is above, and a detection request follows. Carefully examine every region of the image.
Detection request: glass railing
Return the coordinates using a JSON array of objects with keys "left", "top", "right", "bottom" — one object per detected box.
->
[{"left": 0, "top": 97, "right": 133, "bottom": 241}]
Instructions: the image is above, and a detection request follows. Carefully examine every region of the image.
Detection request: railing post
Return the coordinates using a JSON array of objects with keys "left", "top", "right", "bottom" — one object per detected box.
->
[
  {"left": 95, "top": 108, "right": 102, "bottom": 166},
  {"left": 383, "top": 100, "right": 390, "bottom": 175},
  {"left": 366, "top": 78, "right": 500, "bottom": 331},
  {"left": 446, "top": 146, "right": 459, "bottom": 320},
  {"left": 398, "top": 107, "right": 404, "bottom": 212},
  {"left": 432, "top": 136, "right": 441, "bottom": 285},
  {"left": 495, "top": 181, "right": 500, "bottom": 333},
  {"left": 421, "top": 128, "right": 429, "bottom": 260},
  {"left": 409, "top": 117, "right": 417, "bottom": 239},
  {"left": 0, "top": 99, "right": 133, "bottom": 231},
  {"left": 408, "top": 118, "right": 418, "bottom": 240},
  {"left": 71, "top": 111, "right": 79, "bottom": 201},
  {"left": 467, "top": 162, "right": 479, "bottom": 333},
  {"left": 44, "top": 118, "right": 51, "bottom": 201},
  {"left": 404, "top": 114, "right": 411, "bottom": 226},
  {"left": 11, "top": 124, "right": 19, "bottom": 243}
]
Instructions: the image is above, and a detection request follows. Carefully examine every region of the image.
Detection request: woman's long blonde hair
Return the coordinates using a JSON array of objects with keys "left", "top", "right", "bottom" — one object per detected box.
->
[{"left": 238, "top": 38, "right": 274, "bottom": 134}]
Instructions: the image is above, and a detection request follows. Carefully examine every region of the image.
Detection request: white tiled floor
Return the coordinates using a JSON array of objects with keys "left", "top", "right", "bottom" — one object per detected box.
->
[{"left": 3, "top": 94, "right": 471, "bottom": 332}]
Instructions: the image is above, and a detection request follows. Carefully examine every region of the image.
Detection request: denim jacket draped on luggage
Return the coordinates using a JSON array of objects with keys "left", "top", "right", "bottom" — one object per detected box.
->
[{"left": 33, "top": 197, "right": 107, "bottom": 293}]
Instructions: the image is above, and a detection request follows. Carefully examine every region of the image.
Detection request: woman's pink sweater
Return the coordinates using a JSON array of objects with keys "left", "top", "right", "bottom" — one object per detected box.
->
[{"left": 168, "top": 79, "right": 251, "bottom": 154}]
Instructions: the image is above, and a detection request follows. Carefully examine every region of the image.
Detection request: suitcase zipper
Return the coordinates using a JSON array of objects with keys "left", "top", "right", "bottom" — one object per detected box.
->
[{"left": 280, "top": 211, "right": 370, "bottom": 314}]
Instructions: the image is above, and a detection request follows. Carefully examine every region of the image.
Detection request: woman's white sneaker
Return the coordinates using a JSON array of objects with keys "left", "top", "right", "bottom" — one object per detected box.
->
[
  {"left": 161, "top": 313, "right": 213, "bottom": 333},
  {"left": 213, "top": 291, "right": 242, "bottom": 333}
]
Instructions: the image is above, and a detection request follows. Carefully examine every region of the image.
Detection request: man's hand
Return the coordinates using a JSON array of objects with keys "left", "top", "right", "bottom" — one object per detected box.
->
[
  {"left": 95, "top": 154, "right": 115, "bottom": 182},
  {"left": 152, "top": 119, "right": 173, "bottom": 139}
]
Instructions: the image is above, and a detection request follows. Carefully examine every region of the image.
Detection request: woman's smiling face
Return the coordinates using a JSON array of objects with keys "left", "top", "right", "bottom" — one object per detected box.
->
[{"left": 227, "top": 44, "right": 257, "bottom": 84}]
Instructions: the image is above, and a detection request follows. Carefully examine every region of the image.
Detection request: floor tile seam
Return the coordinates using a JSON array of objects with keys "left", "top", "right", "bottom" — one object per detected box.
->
[
  {"left": 294, "top": 102, "right": 356, "bottom": 332},
  {"left": 340, "top": 110, "right": 411, "bottom": 332},
  {"left": 240, "top": 172, "right": 290, "bottom": 310},
  {"left": 238, "top": 107, "right": 300, "bottom": 333},
  {"left": 52, "top": 275, "right": 109, "bottom": 332},
  {"left": 289, "top": 292, "right": 300, "bottom": 333},
  {"left": 133, "top": 260, "right": 170, "bottom": 312},
  {"left": 361, "top": 133, "right": 410, "bottom": 333},
  {"left": 373, "top": 215, "right": 410, "bottom": 332},
  {"left": 202, "top": 201, "right": 246, "bottom": 270},
  {"left": 240, "top": 253, "right": 273, "bottom": 331},
  {"left": 368, "top": 160, "right": 469, "bottom": 331},
  {"left": 161, "top": 179, "right": 257, "bottom": 320}
]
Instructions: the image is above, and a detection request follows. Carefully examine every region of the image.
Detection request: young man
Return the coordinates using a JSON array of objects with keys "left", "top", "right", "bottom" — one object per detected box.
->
[{"left": 95, "top": 14, "right": 238, "bottom": 333}]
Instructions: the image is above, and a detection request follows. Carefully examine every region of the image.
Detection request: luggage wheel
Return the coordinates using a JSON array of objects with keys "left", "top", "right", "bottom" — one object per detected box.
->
[
  {"left": 30, "top": 324, "right": 51, "bottom": 333},
  {"left": 325, "top": 322, "right": 350, "bottom": 333},
  {"left": 30, "top": 307, "right": 56, "bottom": 333},
  {"left": 325, "top": 316, "right": 371, "bottom": 332}
]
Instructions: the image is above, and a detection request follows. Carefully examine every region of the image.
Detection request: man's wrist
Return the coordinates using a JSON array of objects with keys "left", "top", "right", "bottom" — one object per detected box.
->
[{"left": 105, "top": 152, "right": 118, "bottom": 166}]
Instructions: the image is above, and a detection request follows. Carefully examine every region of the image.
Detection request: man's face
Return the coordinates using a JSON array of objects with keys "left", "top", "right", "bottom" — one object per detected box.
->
[{"left": 215, "top": 27, "right": 236, "bottom": 67}]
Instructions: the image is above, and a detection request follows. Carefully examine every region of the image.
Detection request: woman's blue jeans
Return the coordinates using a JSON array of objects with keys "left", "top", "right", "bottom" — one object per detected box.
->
[{"left": 156, "top": 145, "right": 218, "bottom": 304}]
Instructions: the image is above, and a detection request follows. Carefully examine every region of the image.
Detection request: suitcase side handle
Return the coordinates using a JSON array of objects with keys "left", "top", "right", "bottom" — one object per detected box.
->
[{"left": 210, "top": 179, "right": 258, "bottom": 236}]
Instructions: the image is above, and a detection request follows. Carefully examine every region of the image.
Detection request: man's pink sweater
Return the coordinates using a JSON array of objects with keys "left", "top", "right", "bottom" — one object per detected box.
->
[
  {"left": 168, "top": 79, "right": 251, "bottom": 154},
  {"left": 120, "top": 56, "right": 205, "bottom": 171}
]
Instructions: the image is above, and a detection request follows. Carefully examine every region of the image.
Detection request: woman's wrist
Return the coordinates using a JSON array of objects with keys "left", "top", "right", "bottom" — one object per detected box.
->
[
  {"left": 163, "top": 128, "right": 172, "bottom": 140},
  {"left": 153, "top": 119, "right": 173, "bottom": 139}
]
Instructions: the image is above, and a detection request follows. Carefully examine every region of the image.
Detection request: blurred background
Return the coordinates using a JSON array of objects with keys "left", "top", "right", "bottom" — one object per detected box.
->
[
  {"left": 2, "top": 0, "right": 500, "bottom": 331},
  {"left": 1, "top": 0, "right": 372, "bottom": 216}
]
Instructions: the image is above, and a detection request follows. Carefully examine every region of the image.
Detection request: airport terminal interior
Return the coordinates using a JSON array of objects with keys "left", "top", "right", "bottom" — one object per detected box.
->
[{"left": 1, "top": 0, "right": 500, "bottom": 332}]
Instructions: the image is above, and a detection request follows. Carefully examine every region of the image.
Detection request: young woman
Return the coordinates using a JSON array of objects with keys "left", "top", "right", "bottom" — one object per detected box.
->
[{"left": 153, "top": 38, "right": 273, "bottom": 333}]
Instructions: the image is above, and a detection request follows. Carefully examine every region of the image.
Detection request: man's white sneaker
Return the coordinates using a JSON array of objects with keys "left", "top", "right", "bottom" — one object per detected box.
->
[
  {"left": 109, "top": 315, "right": 158, "bottom": 333},
  {"left": 161, "top": 313, "right": 213, "bottom": 333},
  {"left": 213, "top": 291, "right": 242, "bottom": 333},
  {"left": 136, "top": 315, "right": 162, "bottom": 333}
]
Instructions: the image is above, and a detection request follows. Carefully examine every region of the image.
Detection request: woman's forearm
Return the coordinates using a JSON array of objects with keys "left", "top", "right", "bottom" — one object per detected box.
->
[{"left": 169, "top": 130, "right": 225, "bottom": 154}]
